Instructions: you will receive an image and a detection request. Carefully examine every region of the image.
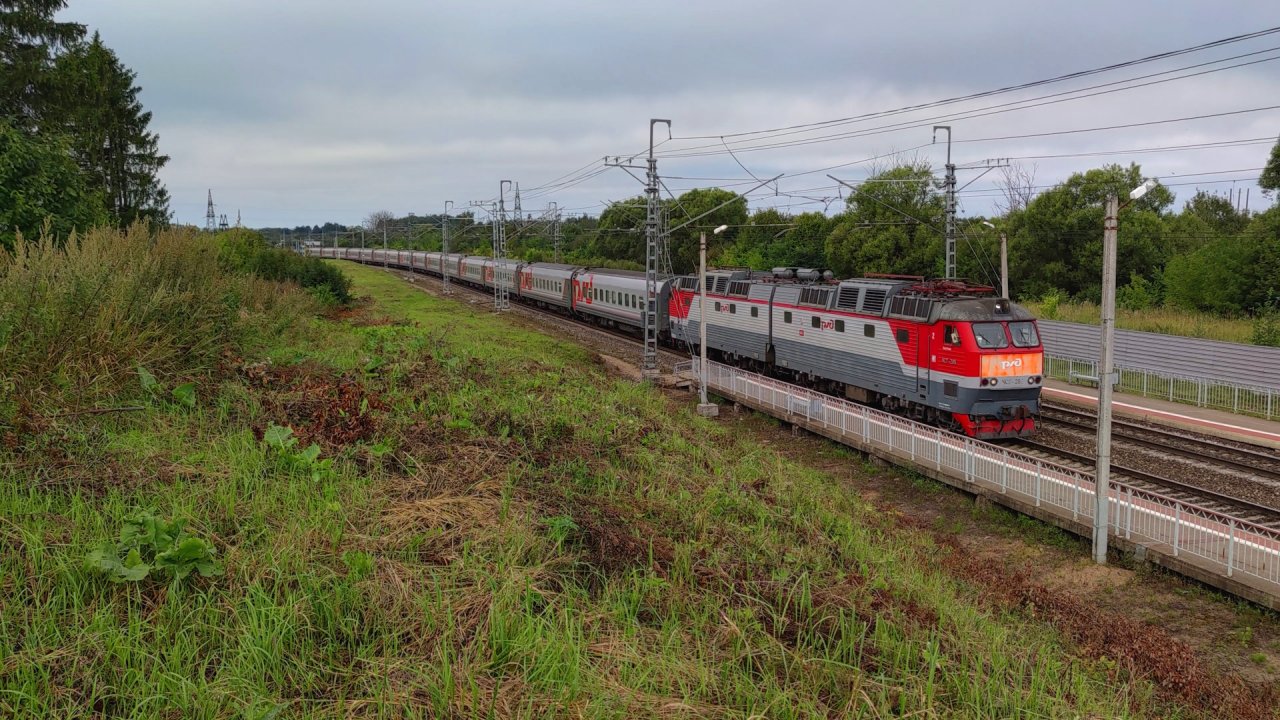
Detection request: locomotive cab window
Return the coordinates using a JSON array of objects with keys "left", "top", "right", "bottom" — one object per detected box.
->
[
  {"left": 944, "top": 325, "right": 960, "bottom": 346},
  {"left": 972, "top": 323, "right": 1010, "bottom": 349},
  {"left": 1009, "top": 321, "right": 1039, "bottom": 348},
  {"left": 895, "top": 328, "right": 909, "bottom": 343}
]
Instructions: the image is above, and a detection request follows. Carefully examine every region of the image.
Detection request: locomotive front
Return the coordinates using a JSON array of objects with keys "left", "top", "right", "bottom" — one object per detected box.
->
[{"left": 932, "top": 297, "right": 1043, "bottom": 439}]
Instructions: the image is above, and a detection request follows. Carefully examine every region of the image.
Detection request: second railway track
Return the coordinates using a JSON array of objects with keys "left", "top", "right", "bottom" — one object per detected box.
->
[{"left": 1041, "top": 404, "right": 1280, "bottom": 483}]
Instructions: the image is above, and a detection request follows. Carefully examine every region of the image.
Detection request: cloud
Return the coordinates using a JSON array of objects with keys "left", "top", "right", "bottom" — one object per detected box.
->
[{"left": 64, "top": 0, "right": 1280, "bottom": 226}]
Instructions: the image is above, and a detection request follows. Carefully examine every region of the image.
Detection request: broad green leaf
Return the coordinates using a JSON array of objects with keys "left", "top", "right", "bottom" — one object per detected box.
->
[
  {"left": 298, "top": 444, "right": 321, "bottom": 465},
  {"left": 136, "top": 365, "right": 159, "bottom": 393},
  {"left": 263, "top": 424, "right": 293, "bottom": 449},
  {"left": 171, "top": 382, "right": 197, "bottom": 408}
]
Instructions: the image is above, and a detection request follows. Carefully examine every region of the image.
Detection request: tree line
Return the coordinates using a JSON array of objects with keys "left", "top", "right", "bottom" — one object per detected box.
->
[
  {"left": 335, "top": 143, "right": 1280, "bottom": 341},
  {"left": 1, "top": 1, "right": 169, "bottom": 249}
]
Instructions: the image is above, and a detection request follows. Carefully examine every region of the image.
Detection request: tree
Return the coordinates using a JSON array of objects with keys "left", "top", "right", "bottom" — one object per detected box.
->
[
  {"left": 0, "top": 118, "right": 106, "bottom": 248},
  {"left": 1181, "top": 190, "right": 1247, "bottom": 236},
  {"left": 665, "top": 188, "right": 747, "bottom": 273},
  {"left": 1163, "top": 209, "right": 1278, "bottom": 316},
  {"left": 0, "top": 0, "right": 84, "bottom": 127},
  {"left": 51, "top": 33, "right": 169, "bottom": 226},
  {"left": 1003, "top": 163, "right": 1172, "bottom": 301},
  {"left": 825, "top": 162, "right": 943, "bottom": 278},
  {"left": 1261, "top": 135, "right": 1280, "bottom": 197},
  {"left": 994, "top": 162, "right": 1037, "bottom": 215},
  {"left": 363, "top": 210, "right": 395, "bottom": 235}
]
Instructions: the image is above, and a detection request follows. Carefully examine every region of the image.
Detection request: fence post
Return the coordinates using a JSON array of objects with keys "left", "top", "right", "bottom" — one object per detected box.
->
[
  {"left": 1227, "top": 520, "right": 1236, "bottom": 577},
  {"left": 1172, "top": 504, "right": 1180, "bottom": 557},
  {"left": 1233, "top": 386, "right": 1239, "bottom": 414},
  {"left": 1072, "top": 477, "right": 1079, "bottom": 520},
  {"left": 1000, "top": 449, "right": 1008, "bottom": 494},
  {"left": 935, "top": 434, "right": 942, "bottom": 471},
  {"left": 1125, "top": 487, "right": 1132, "bottom": 540},
  {"left": 1034, "top": 464, "right": 1042, "bottom": 507}
]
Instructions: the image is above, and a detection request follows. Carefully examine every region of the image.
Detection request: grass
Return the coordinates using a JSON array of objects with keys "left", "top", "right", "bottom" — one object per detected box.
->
[
  {"left": 0, "top": 259, "right": 1250, "bottom": 718},
  {"left": 1024, "top": 299, "right": 1256, "bottom": 344}
]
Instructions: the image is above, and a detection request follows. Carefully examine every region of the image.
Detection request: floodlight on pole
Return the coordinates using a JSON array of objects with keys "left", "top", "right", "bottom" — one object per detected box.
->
[
  {"left": 1129, "top": 178, "right": 1157, "bottom": 201},
  {"left": 1094, "top": 177, "right": 1155, "bottom": 565},
  {"left": 697, "top": 224, "right": 729, "bottom": 417},
  {"left": 982, "top": 221, "right": 1009, "bottom": 299}
]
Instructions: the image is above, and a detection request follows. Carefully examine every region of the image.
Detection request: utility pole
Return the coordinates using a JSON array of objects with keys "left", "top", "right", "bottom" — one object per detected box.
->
[
  {"left": 442, "top": 200, "right": 453, "bottom": 294},
  {"left": 933, "top": 126, "right": 956, "bottom": 279},
  {"left": 982, "top": 221, "right": 1010, "bottom": 299},
  {"left": 605, "top": 119, "right": 673, "bottom": 376},
  {"left": 1000, "top": 231, "right": 1009, "bottom": 299},
  {"left": 1094, "top": 193, "right": 1119, "bottom": 564},
  {"left": 496, "top": 181, "right": 512, "bottom": 312},
  {"left": 382, "top": 222, "right": 388, "bottom": 268},
  {"left": 699, "top": 224, "right": 728, "bottom": 417},
  {"left": 549, "top": 201, "right": 561, "bottom": 263}
]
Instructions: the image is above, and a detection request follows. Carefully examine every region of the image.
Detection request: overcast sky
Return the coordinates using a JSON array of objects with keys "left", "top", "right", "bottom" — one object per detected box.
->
[{"left": 63, "top": 1, "right": 1280, "bottom": 228}]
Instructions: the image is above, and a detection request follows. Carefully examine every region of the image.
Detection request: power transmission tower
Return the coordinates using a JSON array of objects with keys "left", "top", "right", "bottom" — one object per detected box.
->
[
  {"left": 607, "top": 118, "right": 670, "bottom": 378},
  {"left": 513, "top": 182, "right": 522, "bottom": 223},
  {"left": 442, "top": 200, "right": 453, "bottom": 294},
  {"left": 933, "top": 126, "right": 956, "bottom": 279},
  {"left": 932, "top": 126, "right": 1007, "bottom": 281},
  {"left": 205, "top": 190, "right": 216, "bottom": 232},
  {"left": 218, "top": 213, "right": 229, "bottom": 231},
  {"left": 235, "top": 210, "right": 242, "bottom": 228},
  {"left": 548, "top": 201, "right": 561, "bottom": 263},
  {"left": 495, "top": 181, "right": 511, "bottom": 311}
]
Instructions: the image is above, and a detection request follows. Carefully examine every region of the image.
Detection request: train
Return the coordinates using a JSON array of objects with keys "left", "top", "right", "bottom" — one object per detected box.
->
[{"left": 309, "top": 247, "right": 1043, "bottom": 439}]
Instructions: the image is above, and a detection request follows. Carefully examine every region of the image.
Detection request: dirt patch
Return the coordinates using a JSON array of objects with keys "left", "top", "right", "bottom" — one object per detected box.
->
[
  {"left": 239, "top": 360, "right": 384, "bottom": 451},
  {"left": 324, "top": 295, "right": 406, "bottom": 327}
]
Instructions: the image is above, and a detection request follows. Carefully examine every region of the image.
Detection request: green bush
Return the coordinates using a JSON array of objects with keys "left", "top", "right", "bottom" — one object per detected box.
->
[
  {"left": 86, "top": 509, "right": 221, "bottom": 584},
  {"left": 0, "top": 225, "right": 314, "bottom": 420},
  {"left": 1252, "top": 305, "right": 1280, "bottom": 348},
  {"left": 217, "top": 229, "right": 352, "bottom": 305}
]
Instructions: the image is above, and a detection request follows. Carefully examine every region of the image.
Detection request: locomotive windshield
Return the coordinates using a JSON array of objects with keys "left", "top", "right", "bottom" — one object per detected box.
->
[
  {"left": 1009, "top": 321, "right": 1040, "bottom": 348},
  {"left": 972, "top": 323, "right": 1009, "bottom": 349}
]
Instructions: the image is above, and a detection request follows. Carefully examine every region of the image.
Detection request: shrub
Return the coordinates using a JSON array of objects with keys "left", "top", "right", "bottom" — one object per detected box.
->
[
  {"left": 1252, "top": 305, "right": 1280, "bottom": 348},
  {"left": 0, "top": 225, "right": 314, "bottom": 420},
  {"left": 217, "top": 229, "right": 352, "bottom": 305}
]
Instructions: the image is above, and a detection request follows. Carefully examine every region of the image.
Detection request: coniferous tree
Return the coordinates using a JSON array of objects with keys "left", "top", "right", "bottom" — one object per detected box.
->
[
  {"left": 0, "top": 0, "right": 83, "bottom": 127},
  {"left": 52, "top": 32, "right": 169, "bottom": 226}
]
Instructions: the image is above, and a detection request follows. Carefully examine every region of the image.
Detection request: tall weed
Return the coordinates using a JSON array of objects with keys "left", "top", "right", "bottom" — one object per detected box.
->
[{"left": 0, "top": 225, "right": 315, "bottom": 420}]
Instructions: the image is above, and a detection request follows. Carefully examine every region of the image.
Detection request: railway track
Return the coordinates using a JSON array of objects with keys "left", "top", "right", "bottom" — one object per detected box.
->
[
  {"left": 373, "top": 260, "right": 1280, "bottom": 529},
  {"left": 1040, "top": 403, "right": 1280, "bottom": 482},
  {"left": 1011, "top": 438, "right": 1280, "bottom": 531}
]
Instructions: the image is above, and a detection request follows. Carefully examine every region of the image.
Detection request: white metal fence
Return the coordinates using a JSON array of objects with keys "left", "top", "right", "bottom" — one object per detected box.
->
[
  {"left": 704, "top": 361, "right": 1280, "bottom": 600},
  {"left": 1045, "top": 355, "right": 1279, "bottom": 421}
]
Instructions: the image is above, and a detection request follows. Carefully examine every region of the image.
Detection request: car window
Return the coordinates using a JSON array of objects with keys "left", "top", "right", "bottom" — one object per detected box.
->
[
  {"left": 1009, "top": 321, "right": 1039, "bottom": 348},
  {"left": 972, "top": 322, "right": 1009, "bottom": 349}
]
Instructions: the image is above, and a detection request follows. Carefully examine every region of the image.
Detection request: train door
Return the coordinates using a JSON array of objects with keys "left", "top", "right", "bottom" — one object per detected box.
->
[{"left": 917, "top": 326, "right": 933, "bottom": 401}]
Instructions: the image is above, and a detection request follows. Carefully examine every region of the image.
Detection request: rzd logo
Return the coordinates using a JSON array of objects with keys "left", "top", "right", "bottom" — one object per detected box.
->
[{"left": 1000, "top": 358, "right": 1023, "bottom": 371}]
